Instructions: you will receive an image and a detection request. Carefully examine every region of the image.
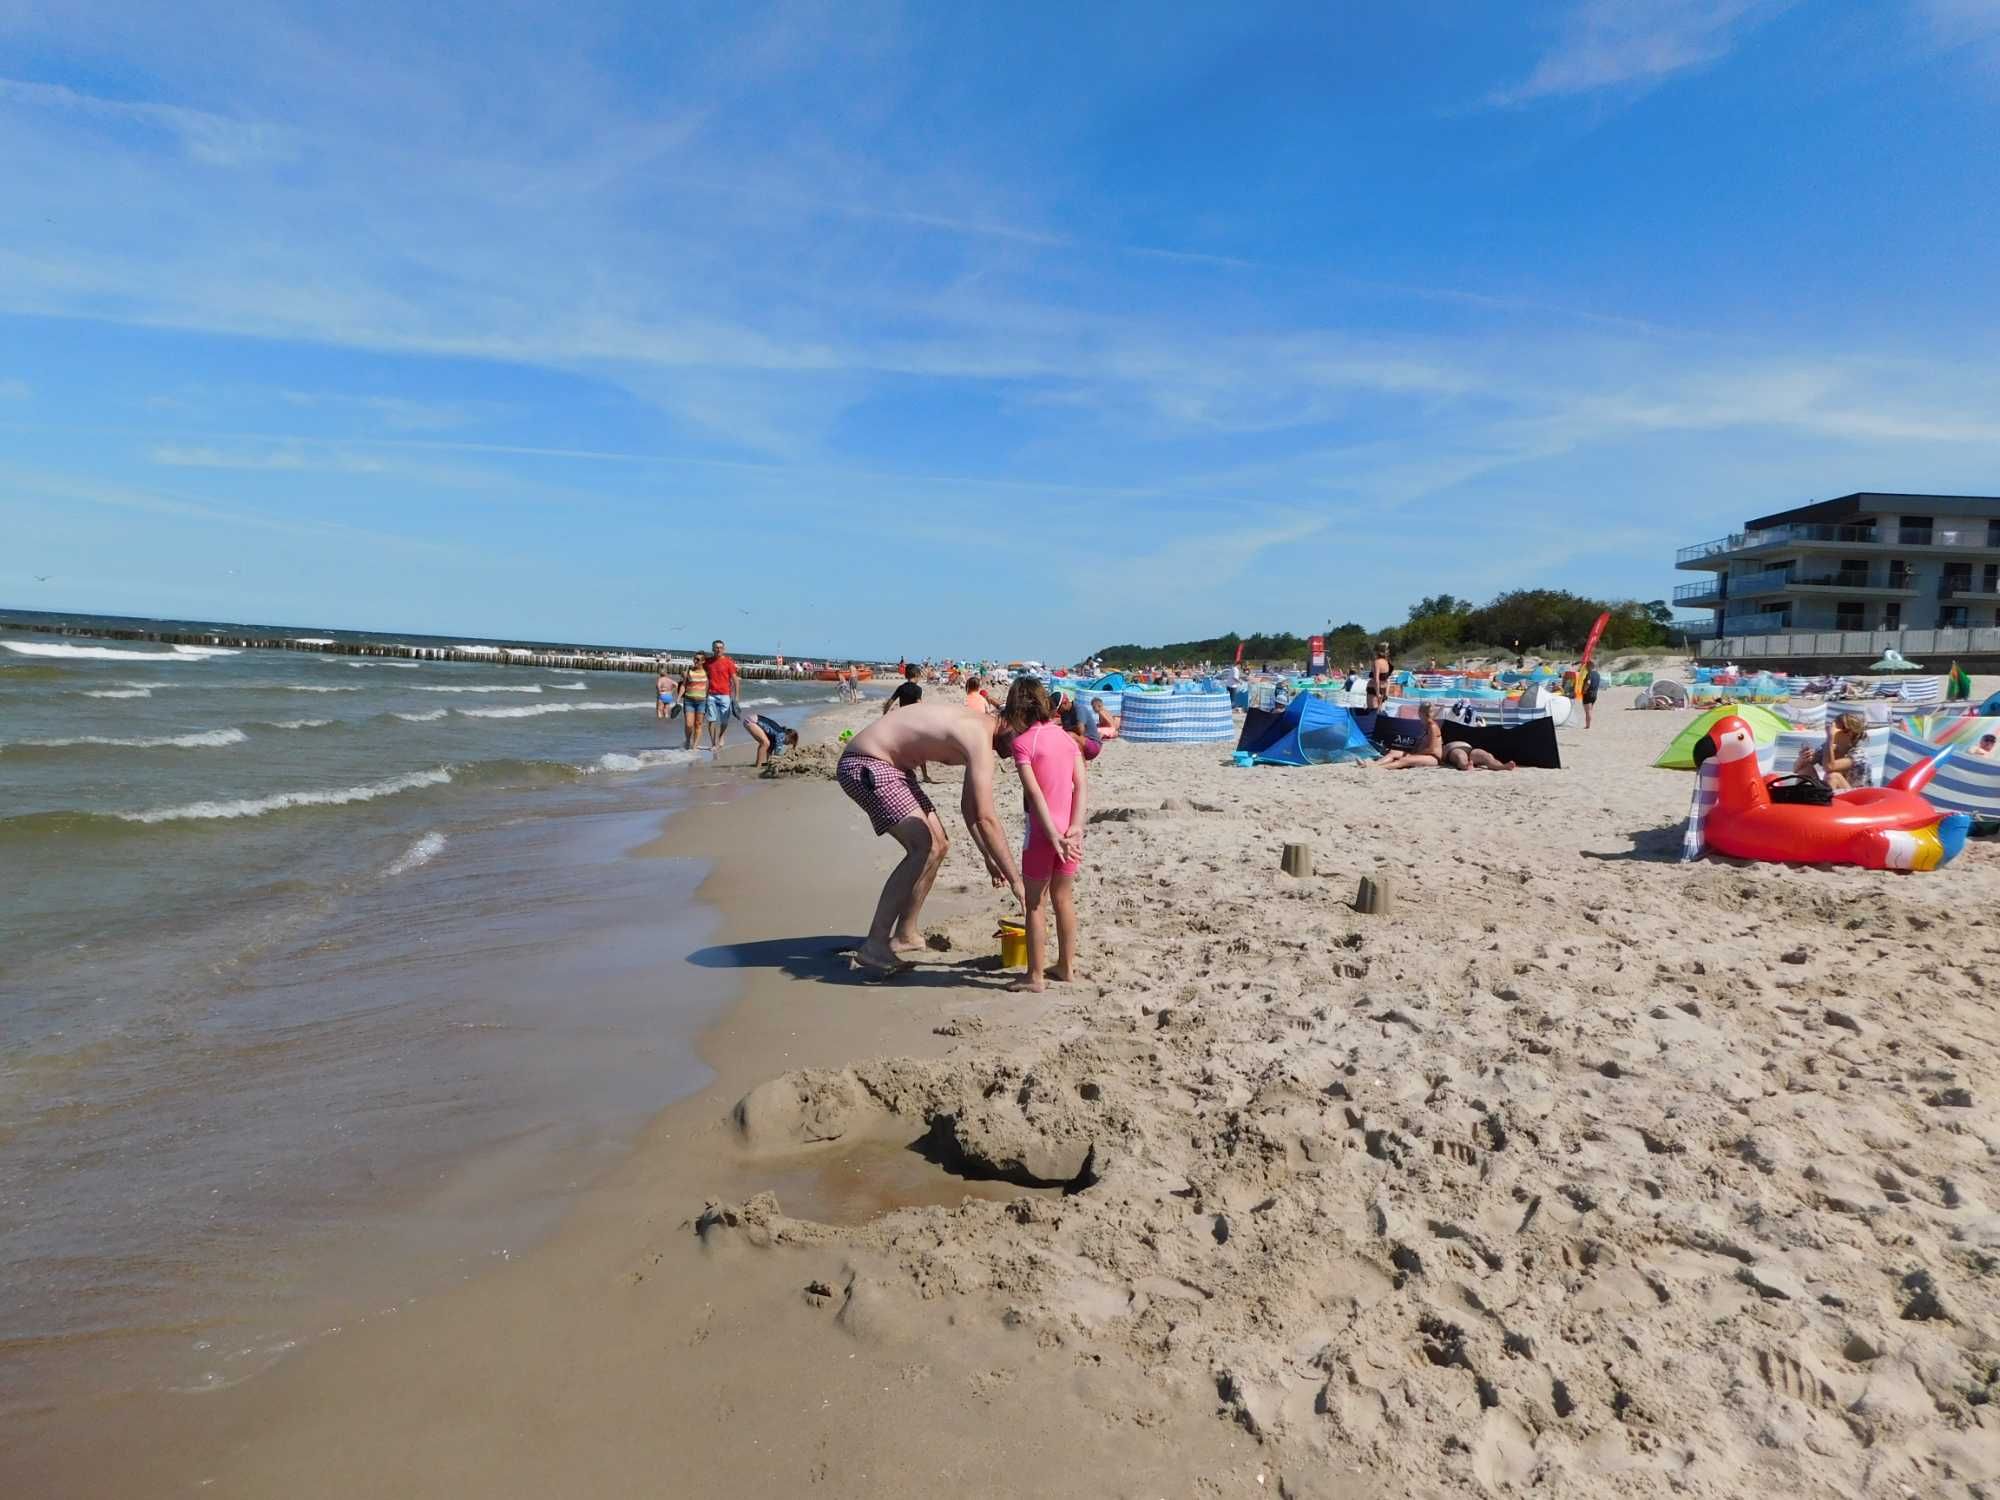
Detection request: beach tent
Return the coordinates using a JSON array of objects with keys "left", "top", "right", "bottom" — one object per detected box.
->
[
  {"left": 1654, "top": 704, "right": 1791, "bottom": 770},
  {"left": 1871, "top": 649, "right": 1922, "bottom": 671},
  {"left": 1235, "top": 695, "right": 1376, "bottom": 765},
  {"left": 1645, "top": 678, "right": 1690, "bottom": 708}
]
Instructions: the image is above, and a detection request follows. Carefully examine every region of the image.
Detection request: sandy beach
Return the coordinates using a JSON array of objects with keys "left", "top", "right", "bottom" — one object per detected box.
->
[{"left": 15, "top": 692, "right": 2000, "bottom": 1498}]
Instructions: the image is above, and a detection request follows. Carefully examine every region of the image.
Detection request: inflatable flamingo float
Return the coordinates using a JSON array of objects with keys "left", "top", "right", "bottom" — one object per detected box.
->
[{"left": 1697, "top": 712, "right": 1970, "bottom": 871}]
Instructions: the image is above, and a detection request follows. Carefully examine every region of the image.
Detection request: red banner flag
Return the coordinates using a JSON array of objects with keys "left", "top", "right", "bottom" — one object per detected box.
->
[
  {"left": 1234, "top": 640, "right": 1245, "bottom": 664},
  {"left": 1578, "top": 611, "right": 1611, "bottom": 679}
]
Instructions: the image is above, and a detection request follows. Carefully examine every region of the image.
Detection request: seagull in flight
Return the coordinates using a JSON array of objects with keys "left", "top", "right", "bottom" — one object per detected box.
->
[{"left": 33, "top": 574, "right": 52, "bottom": 582}]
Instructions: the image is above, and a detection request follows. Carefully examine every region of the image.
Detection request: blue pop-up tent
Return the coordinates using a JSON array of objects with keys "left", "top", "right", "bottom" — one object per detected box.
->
[{"left": 1236, "top": 694, "right": 1376, "bottom": 765}]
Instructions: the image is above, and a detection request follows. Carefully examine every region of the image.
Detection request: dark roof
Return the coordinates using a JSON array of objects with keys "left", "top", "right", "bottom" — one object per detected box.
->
[{"left": 1746, "top": 492, "right": 2000, "bottom": 529}]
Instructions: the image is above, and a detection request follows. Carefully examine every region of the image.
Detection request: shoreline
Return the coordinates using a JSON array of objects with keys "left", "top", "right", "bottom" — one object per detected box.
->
[
  {"left": 7, "top": 715, "right": 1266, "bottom": 1496},
  {"left": 15, "top": 695, "right": 2000, "bottom": 1496}
]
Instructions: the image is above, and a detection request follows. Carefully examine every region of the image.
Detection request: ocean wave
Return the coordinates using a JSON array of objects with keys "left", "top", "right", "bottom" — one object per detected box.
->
[
  {"left": 738, "top": 695, "right": 783, "bottom": 707},
  {"left": 84, "top": 688, "right": 152, "bottom": 699},
  {"left": 170, "top": 644, "right": 240, "bottom": 657},
  {"left": 383, "top": 830, "right": 447, "bottom": 876},
  {"left": 0, "top": 757, "right": 593, "bottom": 840},
  {"left": 3, "top": 728, "right": 248, "bottom": 752},
  {"left": 287, "top": 685, "right": 363, "bottom": 693},
  {"left": 344, "top": 659, "right": 422, "bottom": 669},
  {"left": 3, "top": 640, "right": 181, "bottom": 662},
  {"left": 457, "top": 701, "right": 638, "bottom": 719},
  {"left": 393, "top": 709, "right": 448, "bottom": 722},
  {"left": 121, "top": 768, "right": 454, "bottom": 825},
  {"left": 592, "top": 748, "right": 703, "bottom": 772},
  {"left": 265, "top": 718, "right": 336, "bottom": 731},
  {"left": 549, "top": 680, "right": 587, "bottom": 690},
  {"left": 413, "top": 684, "right": 544, "bottom": 694}
]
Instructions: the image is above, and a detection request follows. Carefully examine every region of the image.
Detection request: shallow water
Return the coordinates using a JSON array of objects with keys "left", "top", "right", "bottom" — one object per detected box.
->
[{"left": 0, "top": 620, "right": 837, "bottom": 1410}]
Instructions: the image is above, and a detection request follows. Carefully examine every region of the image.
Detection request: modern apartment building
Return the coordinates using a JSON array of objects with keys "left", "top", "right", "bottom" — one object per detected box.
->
[{"left": 1675, "top": 492, "right": 2000, "bottom": 639}]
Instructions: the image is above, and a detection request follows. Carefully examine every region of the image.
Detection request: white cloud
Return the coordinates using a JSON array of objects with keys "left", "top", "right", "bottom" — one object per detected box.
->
[
  {"left": 1491, "top": 0, "right": 1791, "bottom": 105},
  {"left": 276, "top": 391, "right": 489, "bottom": 431},
  {"left": 149, "top": 443, "right": 386, "bottom": 473},
  {"left": 0, "top": 78, "right": 297, "bottom": 167}
]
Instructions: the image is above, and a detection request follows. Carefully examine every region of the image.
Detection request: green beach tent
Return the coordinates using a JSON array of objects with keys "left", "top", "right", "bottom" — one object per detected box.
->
[{"left": 1653, "top": 704, "right": 1792, "bottom": 770}]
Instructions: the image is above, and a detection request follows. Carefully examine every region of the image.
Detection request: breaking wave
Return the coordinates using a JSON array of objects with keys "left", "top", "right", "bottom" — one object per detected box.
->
[
  {"left": 83, "top": 688, "right": 152, "bottom": 699},
  {"left": 592, "top": 748, "right": 704, "bottom": 772},
  {"left": 3, "top": 728, "right": 248, "bottom": 753},
  {"left": 413, "top": 684, "right": 544, "bottom": 695},
  {"left": 3, "top": 640, "right": 184, "bottom": 662},
  {"left": 383, "top": 830, "right": 447, "bottom": 876},
  {"left": 393, "top": 709, "right": 448, "bottom": 723},
  {"left": 119, "top": 768, "right": 456, "bottom": 824},
  {"left": 456, "top": 700, "right": 638, "bottom": 719}
]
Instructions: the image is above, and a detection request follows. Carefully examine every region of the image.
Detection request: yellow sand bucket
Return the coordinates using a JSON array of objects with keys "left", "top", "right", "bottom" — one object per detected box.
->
[{"left": 996, "top": 920, "right": 1027, "bottom": 969}]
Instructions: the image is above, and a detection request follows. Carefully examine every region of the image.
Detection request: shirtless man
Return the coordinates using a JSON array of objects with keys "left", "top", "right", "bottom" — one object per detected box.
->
[{"left": 837, "top": 702, "right": 1024, "bottom": 975}]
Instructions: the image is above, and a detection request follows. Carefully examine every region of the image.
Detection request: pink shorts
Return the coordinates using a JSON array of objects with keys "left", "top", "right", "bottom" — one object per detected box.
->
[
  {"left": 1021, "top": 830, "right": 1080, "bottom": 882},
  {"left": 837, "top": 754, "right": 935, "bottom": 836}
]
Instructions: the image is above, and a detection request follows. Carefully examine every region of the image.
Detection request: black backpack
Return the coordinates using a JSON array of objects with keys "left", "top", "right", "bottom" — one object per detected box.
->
[{"left": 1767, "top": 774, "right": 1834, "bottom": 806}]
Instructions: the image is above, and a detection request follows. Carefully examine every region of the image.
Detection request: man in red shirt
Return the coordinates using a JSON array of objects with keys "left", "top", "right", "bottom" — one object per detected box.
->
[{"left": 705, "top": 637, "right": 740, "bottom": 748}]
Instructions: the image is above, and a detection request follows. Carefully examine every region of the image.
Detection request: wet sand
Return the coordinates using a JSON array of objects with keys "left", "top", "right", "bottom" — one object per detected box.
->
[{"left": 15, "top": 695, "right": 2000, "bottom": 1497}]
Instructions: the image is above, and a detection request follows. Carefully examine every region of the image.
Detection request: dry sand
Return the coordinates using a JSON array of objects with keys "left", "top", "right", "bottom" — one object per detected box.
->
[{"left": 15, "top": 694, "right": 2000, "bottom": 1498}]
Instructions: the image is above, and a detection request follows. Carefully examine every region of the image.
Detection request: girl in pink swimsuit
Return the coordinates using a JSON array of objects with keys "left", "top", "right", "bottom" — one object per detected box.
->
[{"left": 1001, "top": 678, "right": 1086, "bottom": 992}]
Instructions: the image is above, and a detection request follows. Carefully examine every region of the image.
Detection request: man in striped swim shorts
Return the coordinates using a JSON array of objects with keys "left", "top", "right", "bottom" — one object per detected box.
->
[{"left": 836, "top": 702, "right": 1023, "bottom": 977}]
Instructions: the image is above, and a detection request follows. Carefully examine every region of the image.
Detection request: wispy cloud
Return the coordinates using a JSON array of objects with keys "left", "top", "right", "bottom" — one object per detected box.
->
[
  {"left": 149, "top": 443, "right": 386, "bottom": 473},
  {"left": 277, "top": 391, "right": 491, "bottom": 432},
  {"left": 1490, "top": 0, "right": 1791, "bottom": 105},
  {"left": 0, "top": 78, "right": 298, "bottom": 167},
  {"left": 0, "top": 378, "right": 28, "bottom": 399}
]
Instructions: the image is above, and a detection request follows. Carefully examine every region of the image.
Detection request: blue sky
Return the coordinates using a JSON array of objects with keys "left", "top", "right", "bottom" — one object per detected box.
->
[{"left": 2, "top": 0, "right": 1997, "bottom": 661}]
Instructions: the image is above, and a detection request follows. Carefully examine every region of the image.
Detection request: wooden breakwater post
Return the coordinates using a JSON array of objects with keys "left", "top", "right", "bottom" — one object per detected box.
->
[
  {"left": 0, "top": 617, "right": 832, "bottom": 679},
  {"left": 1280, "top": 843, "right": 1313, "bottom": 878}
]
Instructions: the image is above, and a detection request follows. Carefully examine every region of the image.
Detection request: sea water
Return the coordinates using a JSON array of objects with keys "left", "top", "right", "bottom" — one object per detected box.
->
[{"left": 0, "top": 616, "right": 840, "bottom": 1410}]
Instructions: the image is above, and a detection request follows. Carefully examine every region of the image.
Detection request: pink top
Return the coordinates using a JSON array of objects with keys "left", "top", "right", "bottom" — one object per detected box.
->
[{"left": 1011, "top": 720, "right": 1080, "bottom": 839}]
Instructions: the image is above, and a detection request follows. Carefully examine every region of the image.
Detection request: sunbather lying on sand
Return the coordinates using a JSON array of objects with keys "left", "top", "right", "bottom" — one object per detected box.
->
[{"left": 1443, "top": 741, "right": 1517, "bottom": 771}]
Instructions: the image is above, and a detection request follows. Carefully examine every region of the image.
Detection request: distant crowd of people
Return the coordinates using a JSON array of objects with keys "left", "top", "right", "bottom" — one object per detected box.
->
[{"left": 654, "top": 638, "right": 797, "bottom": 765}]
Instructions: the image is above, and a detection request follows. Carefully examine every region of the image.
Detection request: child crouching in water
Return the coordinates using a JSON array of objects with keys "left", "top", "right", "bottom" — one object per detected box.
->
[{"left": 1001, "top": 677, "right": 1085, "bottom": 992}]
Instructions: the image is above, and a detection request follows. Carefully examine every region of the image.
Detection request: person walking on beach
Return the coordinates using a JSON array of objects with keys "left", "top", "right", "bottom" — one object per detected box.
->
[
  {"left": 836, "top": 702, "right": 1024, "bottom": 976},
  {"left": 1002, "top": 678, "right": 1085, "bottom": 992},
  {"left": 1581, "top": 664, "right": 1601, "bottom": 729},
  {"left": 655, "top": 658, "right": 674, "bottom": 721},
  {"left": 677, "top": 653, "right": 709, "bottom": 750},
  {"left": 882, "top": 662, "right": 923, "bottom": 715},
  {"left": 705, "top": 638, "right": 739, "bottom": 748}
]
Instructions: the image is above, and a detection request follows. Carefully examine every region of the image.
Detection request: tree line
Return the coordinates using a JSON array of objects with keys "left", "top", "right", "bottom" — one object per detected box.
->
[{"left": 1093, "top": 590, "right": 1683, "bottom": 669}]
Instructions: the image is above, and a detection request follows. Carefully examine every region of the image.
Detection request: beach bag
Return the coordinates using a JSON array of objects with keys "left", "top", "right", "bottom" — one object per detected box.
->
[{"left": 1766, "top": 775, "right": 1834, "bottom": 807}]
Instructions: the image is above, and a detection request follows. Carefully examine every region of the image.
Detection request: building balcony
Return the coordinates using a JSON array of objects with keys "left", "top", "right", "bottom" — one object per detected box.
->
[
  {"left": 1939, "top": 578, "right": 2000, "bottom": 600},
  {"left": 1676, "top": 523, "right": 1880, "bottom": 569},
  {"left": 1895, "top": 527, "right": 2000, "bottom": 549},
  {"left": 1720, "top": 612, "right": 1792, "bottom": 636},
  {"left": 1788, "top": 568, "right": 1920, "bottom": 596},
  {"left": 1672, "top": 580, "right": 1724, "bottom": 606}
]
